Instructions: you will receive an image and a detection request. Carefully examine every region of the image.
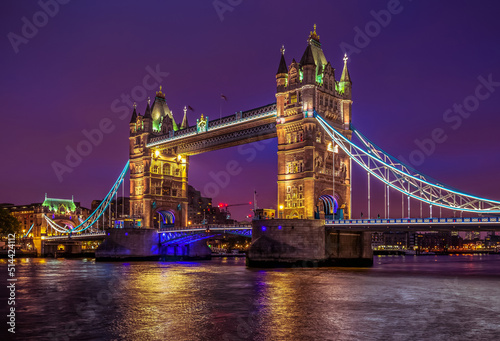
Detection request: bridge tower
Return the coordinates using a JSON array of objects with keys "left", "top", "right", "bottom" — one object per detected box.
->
[
  {"left": 276, "top": 25, "right": 353, "bottom": 220},
  {"left": 129, "top": 87, "right": 189, "bottom": 228}
]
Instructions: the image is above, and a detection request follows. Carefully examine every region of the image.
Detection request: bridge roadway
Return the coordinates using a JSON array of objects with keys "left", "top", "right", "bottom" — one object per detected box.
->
[
  {"left": 43, "top": 217, "right": 500, "bottom": 242},
  {"left": 326, "top": 216, "right": 500, "bottom": 232},
  {"left": 147, "top": 104, "right": 277, "bottom": 155},
  {"left": 44, "top": 232, "right": 106, "bottom": 241}
]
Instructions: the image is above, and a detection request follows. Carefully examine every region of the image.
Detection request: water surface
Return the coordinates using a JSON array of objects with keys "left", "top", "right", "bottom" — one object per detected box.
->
[{"left": 1, "top": 255, "right": 500, "bottom": 340}]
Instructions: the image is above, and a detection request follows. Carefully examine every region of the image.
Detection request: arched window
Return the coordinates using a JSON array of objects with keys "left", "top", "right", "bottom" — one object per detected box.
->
[{"left": 163, "top": 164, "right": 170, "bottom": 175}]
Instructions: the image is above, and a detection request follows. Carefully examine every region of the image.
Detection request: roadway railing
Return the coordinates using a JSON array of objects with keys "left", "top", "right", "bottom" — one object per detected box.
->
[
  {"left": 147, "top": 104, "right": 277, "bottom": 147},
  {"left": 44, "top": 232, "right": 106, "bottom": 240},
  {"left": 160, "top": 224, "right": 252, "bottom": 232},
  {"left": 326, "top": 217, "right": 500, "bottom": 225}
]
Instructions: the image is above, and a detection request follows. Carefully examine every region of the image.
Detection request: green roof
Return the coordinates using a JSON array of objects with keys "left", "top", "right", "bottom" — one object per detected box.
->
[{"left": 42, "top": 196, "right": 77, "bottom": 213}]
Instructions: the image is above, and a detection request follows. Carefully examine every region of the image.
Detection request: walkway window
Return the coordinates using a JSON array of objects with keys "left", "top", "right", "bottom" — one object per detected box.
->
[{"left": 163, "top": 164, "right": 170, "bottom": 175}]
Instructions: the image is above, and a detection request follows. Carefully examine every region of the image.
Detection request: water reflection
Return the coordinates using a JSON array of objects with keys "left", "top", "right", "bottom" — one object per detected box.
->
[{"left": 2, "top": 255, "right": 500, "bottom": 340}]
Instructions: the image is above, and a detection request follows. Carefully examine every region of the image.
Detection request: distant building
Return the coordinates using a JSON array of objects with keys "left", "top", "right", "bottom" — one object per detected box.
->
[
  {"left": 372, "top": 232, "right": 415, "bottom": 250},
  {"left": 1, "top": 195, "right": 90, "bottom": 254},
  {"left": 254, "top": 208, "right": 276, "bottom": 220},
  {"left": 186, "top": 185, "right": 232, "bottom": 225},
  {"left": 416, "top": 231, "right": 463, "bottom": 251}
]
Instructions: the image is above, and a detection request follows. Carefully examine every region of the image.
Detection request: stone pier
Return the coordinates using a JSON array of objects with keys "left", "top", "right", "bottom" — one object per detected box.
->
[
  {"left": 247, "top": 219, "right": 373, "bottom": 267},
  {"left": 96, "top": 228, "right": 212, "bottom": 261},
  {"left": 96, "top": 228, "right": 160, "bottom": 261}
]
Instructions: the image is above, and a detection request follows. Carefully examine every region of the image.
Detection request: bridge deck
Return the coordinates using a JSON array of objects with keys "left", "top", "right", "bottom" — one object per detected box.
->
[{"left": 326, "top": 217, "right": 500, "bottom": 231}]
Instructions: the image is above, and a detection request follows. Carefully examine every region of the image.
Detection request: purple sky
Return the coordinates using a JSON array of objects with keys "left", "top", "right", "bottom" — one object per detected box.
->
[{"left": 1, "top": 0, "right": 500, "bottom": 221}]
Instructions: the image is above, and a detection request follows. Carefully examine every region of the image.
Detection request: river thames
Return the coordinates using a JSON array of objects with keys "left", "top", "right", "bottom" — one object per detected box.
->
[{"left": 1, "top": 255, "right": 500, "bottom": 340}]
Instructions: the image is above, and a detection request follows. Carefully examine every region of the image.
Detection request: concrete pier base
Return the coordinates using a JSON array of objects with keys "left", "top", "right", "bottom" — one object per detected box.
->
[
  {"left": 95, "top": 228, "right": 160, "bottom": 261},
  {"left": 247, "top": 219, "right": 373, "bottom": 267},
  {"left": 96, "top": 228, "right": 212, "bottom": 261},
  {"left": 43, "top": 240, "right": 82, "bottom": 258}
]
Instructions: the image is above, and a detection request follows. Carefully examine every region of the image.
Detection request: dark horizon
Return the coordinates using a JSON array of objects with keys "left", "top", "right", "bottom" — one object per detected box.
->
[{"left": 2, "top": 0, "right": 500, "bottom": 220}]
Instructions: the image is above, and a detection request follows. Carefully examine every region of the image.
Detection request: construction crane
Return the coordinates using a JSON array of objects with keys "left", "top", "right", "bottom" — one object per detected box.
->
[{"left": 217, "top": 202, "right": 253, "bottom": 220}]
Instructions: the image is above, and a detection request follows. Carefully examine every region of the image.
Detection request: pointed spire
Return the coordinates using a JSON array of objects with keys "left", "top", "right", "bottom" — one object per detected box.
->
[
  {"left": 300, "top": 44, "right": 315, "bottom": 66},
  {"left": 181, "top": 106, "right": 189, "bottom": 129},
  {"left": 129, "top": 102, "right": 138, "bottom": 123},
  {"left": 143, "top": 97, "right": 152, "bottom": 119},
  {"left": 340, "top": 53, "right": 351, "bottom": 83},
  {"left": 276, "top": 45, "right": 288, "bottom": 75}
]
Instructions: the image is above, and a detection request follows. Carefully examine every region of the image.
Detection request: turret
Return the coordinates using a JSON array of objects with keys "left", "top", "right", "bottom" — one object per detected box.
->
[
  {"left": 129, "top": 103, "right": 138, "bottom": 123},
  {"left": 150, "top": 86, "right": 178, "bottom": 133},
  {"left": 129, "top": 103, "right": 139, "bottom": 135},
  {"left": 300, "top": 43, "right": 315, "bottom": 84},
  {"left": 276, "top": 45, "right": 288, "bottom": 89},
  {"left": 180, "top": 106, "right": 189, "bottom": 129},
  {"left": 143, "top": 97, "right": 152, "bottom": 132},
  {"left": 339, "top": 53, "right": 352, "bottom": 99}
]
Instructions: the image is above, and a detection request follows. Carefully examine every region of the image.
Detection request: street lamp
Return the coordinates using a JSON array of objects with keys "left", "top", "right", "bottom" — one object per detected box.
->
[{"left": 279, "top": 205, "right": 284, "bottom": 219}]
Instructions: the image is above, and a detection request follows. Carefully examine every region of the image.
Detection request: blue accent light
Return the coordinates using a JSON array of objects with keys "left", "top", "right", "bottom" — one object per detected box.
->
[
  {"left": 107, "top": 233, "right": 110, "bottom": 236},
  {"left": 262, "top": 226, "right": 266, "bottom": 231},
  {"left": 319, "top": 194, "right": 338, "bottom": 214},
  {"left": 24, "top": 223, "right": 34, "bottom": 238},
  {"left": 66, "top": 161, "right": 129, "bottom": 234},
  {"left": 158, "top": 210, "right": 176, "bottom": 226},
  {"left": 316, "top": 115, "right": 500, "bottom": 213},
  {"left": 278, "top": 225, "right": 282, "bottom": 230},
  {"left": 125, "top": 232, "right": 128, "bottom": 236}
]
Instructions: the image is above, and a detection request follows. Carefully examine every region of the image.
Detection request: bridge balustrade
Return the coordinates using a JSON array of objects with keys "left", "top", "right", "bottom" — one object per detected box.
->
[{"left": 326, "top": 217, "right": 500, "bottom": 225}]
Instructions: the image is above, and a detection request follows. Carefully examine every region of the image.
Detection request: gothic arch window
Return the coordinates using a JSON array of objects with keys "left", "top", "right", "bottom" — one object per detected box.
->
[{"left": 163, "top": 163, "right": 170, "bottom": 175}]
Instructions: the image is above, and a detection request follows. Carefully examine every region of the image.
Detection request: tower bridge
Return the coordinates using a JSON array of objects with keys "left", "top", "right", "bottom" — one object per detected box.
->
[
  {"left": 129, "top": 25, "right": 354, "bottom": 230},
  {"left": 39, "top": 26, "right": 500, "bottom": 265}
]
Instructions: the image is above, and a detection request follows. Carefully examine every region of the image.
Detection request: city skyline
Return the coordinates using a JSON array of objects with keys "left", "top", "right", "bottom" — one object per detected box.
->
[{"left": 1, "top": 1, "right": 500, "bottom": 220}]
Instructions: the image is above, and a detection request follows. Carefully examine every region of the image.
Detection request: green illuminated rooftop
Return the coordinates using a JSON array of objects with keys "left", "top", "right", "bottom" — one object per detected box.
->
[{"left": 42, "top": 195, "right": 77, "bottom": 213}]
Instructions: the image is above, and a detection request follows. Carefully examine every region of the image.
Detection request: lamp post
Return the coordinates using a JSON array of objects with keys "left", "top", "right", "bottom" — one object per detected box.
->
[{"left": 279, "top": 205, "right": 284, "bottom": 219}]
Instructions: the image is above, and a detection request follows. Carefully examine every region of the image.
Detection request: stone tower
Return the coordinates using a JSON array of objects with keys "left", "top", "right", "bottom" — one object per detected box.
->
[
  {"left": 276, "top": 25, "right": 353, "bottom": 220},
  {"left": 129, "top": 87, "right": 189, "bottom": 228}
]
